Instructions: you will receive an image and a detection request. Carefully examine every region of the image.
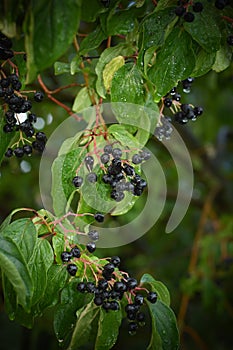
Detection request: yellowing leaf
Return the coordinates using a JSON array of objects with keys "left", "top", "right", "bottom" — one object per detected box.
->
[{"left": 103, "top": 56, "right": 125, "bottom": 91}]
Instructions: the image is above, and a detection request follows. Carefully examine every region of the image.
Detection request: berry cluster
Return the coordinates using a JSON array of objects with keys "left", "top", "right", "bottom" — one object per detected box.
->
[
  {"left": 72, "top": 144, "right": 151, "bottom": 202},
  {"left": 175, "top": 1, "right": 203, "bottom": 22},
  {"left": 155, "top": 78, "right": 203, "bottom": 140},
  {"left": 0, "top": 32, "right": 47, "bottom": 158},
  {"left": 75, "top": 255, "right": 158, "bottom": 335},
  {"left": 155, "top": 116, "right": 173, "bottom": 141}
]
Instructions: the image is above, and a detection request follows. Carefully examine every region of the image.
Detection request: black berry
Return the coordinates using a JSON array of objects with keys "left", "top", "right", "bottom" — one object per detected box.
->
[
  {"left": 94, "top": 213, "right": 105, "bottom": 223},
  {"left": 183, "top": 12, "right": 195, "bottom": 22},
  {"left": 72, "top": 175, "right": 83, "bottom": 188},
  {"left": 88, "top": 230, "right": 99, "bottom": 241},
  {"left": 86, "top": 172, "right": 97, "bottom": 183},
  {"left": 192, "top": 2, "right": 203, "bottom": 12},
  {"left": 34, "top": 91, "right": 44, "bottom": 102},
  {"left": 71, "top": 246, "right": 81, "bottom": 258},
  {"left": 147, "top": 291, "right": 158, "bottom": 304},
  {"left": 86, "top": 242, "right": 96, "bottom": 253},
  {"left": 67, "top": 263, "right": 77, "bottom": 276},
  {"left": 61, "top": 251, "right": 73, "bottom": 262}
]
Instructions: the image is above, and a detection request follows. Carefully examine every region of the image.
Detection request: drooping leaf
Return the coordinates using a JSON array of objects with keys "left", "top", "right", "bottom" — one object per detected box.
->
[
  {"left": 54, "top": 281, "right": 92, "bottom": 347},
  {"left": 139, "top": 7, "right": 177, "bottom": 51},
  {"left": 108, "top": 124, "right": 140, "bottom": 148},
  {"left": 146, "top": 300, "right": 179, "bottom": 350},
  {"left": 191, "top": 49, "right": 216, "bottom": 77},
  {"left": 103, "top": 56, "right": 125, "bottom": 91},
  {"left": 72, "top": 87, "right": 93, "bottom": 113},
  {"left": 80, "top": 0, "right": 108, "bottom": 22},
  {"left": 25, "top": 0, "right": 82, "bottom": 82},
  {"left": 111, "top": 63, "right": 145, "bottom": 104},
  {"left": 96, "top": 44, "right": 134, "bottom": 98},
  {"left": 183, "top": 6, "right": 221, "bottom": 53},
  {"left": 0, "top": 219, "right": 35, "bottom": 310},
  {"left": 54, "top": 61, "right": 70, "bottom": 76},
  {"left": 212, "top": 45, "right": 233, "bottom": 73},
  {"left": 148, "top": 28, "right": 195, "bottom": 101},
  {"left": 94, "top": 307, "right": 122, "bottom": 350},
  {"left": 79, "top": 26, "right": 107, "bottom": 55}
]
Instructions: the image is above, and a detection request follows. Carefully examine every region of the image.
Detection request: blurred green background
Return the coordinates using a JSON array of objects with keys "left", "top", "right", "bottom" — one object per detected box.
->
[{"left": 0, "top": 60, "right": 233, "bottom": 350}]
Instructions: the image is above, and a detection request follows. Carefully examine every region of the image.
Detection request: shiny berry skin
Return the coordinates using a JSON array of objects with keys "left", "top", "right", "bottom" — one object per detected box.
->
[
  {"left": 128, "top": 322, "right": 138, "bottom": 334},
  {"left": 132, "top": 154, "right": 142, "bottom": 164},
  {"left": 77, "top": 282, "right": 86, "bottom": 293},
  {"left": 147, "top": 291, "right": 158, "bottom": 303},
  {"left": 94, "top": 296, "right": 104, "bottom": 306},
  {"left": 32, "top": 140, "right": 45, "bottom": 152},
  {"left": 84, "top": 155, "right": 94, "bottom": 171},
  {"left": 193, "top": 106, "right": 203, "bottom": 116},
  {"left": 3, "top": 124, "right": 13, "bottom": 133},
  {"left": 112, "top": 148, "right": 122, "bottom": 158},
  {"left": 86, "top": 172, "right": 97, "bottom": 183},
  {"left": 5, "top": 148, "right": 13, "bottom": 158},
  {"left": 110, "top": 301, "right": 119, "bottom": 310},
  {"left": 23, "top": 144, "right": 33, "bottom": 155},
  {"left": 71, "top": 246, "right": 81, "bottom": 258},
  {"left": 36, "top": 131, "right": 47, "bottom": 143},
  {"left": 67, "top": 263, "right": 77, "bottom": 276},
  {"left": 86, "top": 282, "right": 96, "bottom": 293},
  {"left": 72, "top": 175, "right": 83, "bottom": 188},
  {"left": 98, "top": 279, "right": 108, "bottom": 290},
  {"left": 94, "top": 213, "right": 104, "bottom": 222},
  {"left": 134, "top": 294, "right": 144, "bottom": 305},
  {"left": 164, "top": 97, "right": 172, "bottom": 107},
  {"left": 61, "top": 251, "right": 72, "bottom": 262},
  {"left": 126, "top": 278, "right": 138, "bottom": 290},
  {"left": 86, "top": 242, "right": 96, "bottom": 253},
  {"left": 14, "top": 147, "right": 24, "bottom": 158},
  {"left": 111, "top": 190, "right": 124, "bottom": 202},
  {"left": 123, "top": 164, "right": 135, "bottom": 176},
  {"left": 100, "top": 153, "right": 110, "bottom": 164},
  {"left": 88, "top": 230, "right": 99, "bottom": 241},
  {"left": 103, "top": 263, "right": 115, "bottom": 274},
  {"left": 114, "top": 281, "right": 127, "bottom": 292},
  {"left": 110, "top": 256, "right": 121, "bottom": 267},
  {"left": 104, "top": 144, "right": 113, "bottom": 154},
  {"left": 34, "top": 91, "right": 44, "bottom": 102}
]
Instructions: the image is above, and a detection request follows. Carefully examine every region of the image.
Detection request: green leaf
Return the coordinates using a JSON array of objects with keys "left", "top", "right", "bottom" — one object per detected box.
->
[
  {"left": 25, "top": 0, "right": 81, "bottom": 82},
  {"left": 0, "top": 109, "right": 15, "bottom": 165},
  {"left": 51, "top": 147, "right": 87, "bottom": 216},
  {"left": 191, "top": 49, "right": 216, "bottom": 77},
  {"left": 108, "top": 124, "right": 140, "bottom": 148},
  {"left": 72, "top": 87, "right": 92, "bottom": 113},
  {"left": 54, "top": 281, "right": 92, "bottom": 347},
  {"left": 111, "top": 63, "right": 145, "bottom": 104},
  {"left": 0, "top": 220, "right": 34, "bottom": 310},
  {"left": 140, "top": 273, "right": 170, "bottom": 306},
  {"left": 94, "top": 307, "right": 122, "bottom": 350},
  {"left": 52, "top": 233, "right": 65, "bottom": 264},
  {"left": 39, "top": 265, "right": 68, "bottom": 312},
  {"left": 70, "top": 55, "right": 82, "bottom": 75},
  {"left": 146, "top": 300, "right": 179, "bottom": 350},
  {"left": 69, "top": 302, "right": 100, "bottom": 350},
  {"left": 79, "top": 26, "right": 107, "bottom": 55},
  {"left": 139, "top": 7, "right": 177, "bottom": 51},
  {"left": 28, "top": 239, "right": 54, "bottom": 306},
  {"left": 96, "top": 44, "right": 134, "bottom": 98},
  {"left": 80, "top": 0, "right": 108, "bottom": 22},
  {"left": 54, "top": 61, "right": 70, "bottom": 76},
  {"left": 183, "top": 6, "right": 221, "bottom": 53},
  {"left": 212, "top": 45, "right": 232, "bottom": 73},
  {"left": 148, "top": 28, "right": 195, "bottom": 101},
  {"left": 106, "top": 9, "right": 137, "bottom": 36},
  {"left": 103, "top": 56, "right": 125, "bottom": 91}
]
